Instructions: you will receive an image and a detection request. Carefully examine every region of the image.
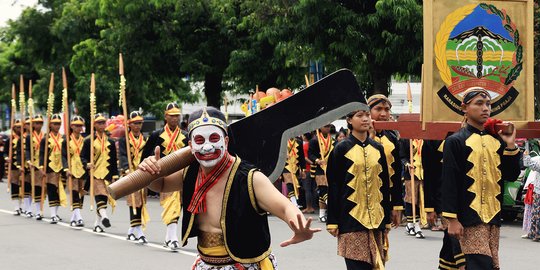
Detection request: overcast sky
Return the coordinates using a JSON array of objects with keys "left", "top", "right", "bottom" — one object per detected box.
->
[{"left": 0, "top": 0, "right": 38, "bottom": 27}]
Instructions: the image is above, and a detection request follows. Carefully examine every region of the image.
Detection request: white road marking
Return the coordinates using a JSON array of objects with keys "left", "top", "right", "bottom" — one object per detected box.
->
[{"left": 0, "top": 208, "right": 197, "bottom": 256}]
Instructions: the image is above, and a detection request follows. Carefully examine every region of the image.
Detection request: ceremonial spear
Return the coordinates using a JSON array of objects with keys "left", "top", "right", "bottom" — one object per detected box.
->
[
  {"left": 27, "top": 80, "right": 36, "bottom": 203},
  {"left": 62, "top": 68, "right": 73, "bottom": 210},
  {"left": 118, "top": 53, "right": 137, "bottom": 215},
  {"left": 407, "top": 81, "right": 417, "bottom": 224},
  {"left": 41, "top": 73, "right": 55, "bottom": 212},
  {"left": 19, "top": 76, "right": 26, "bottom": 201},
  {"left": 89, "top": 73, "right": 96, "bottom": 211},
  {"left": 7, "top": 84, "right": 16, "bottom": 193}
]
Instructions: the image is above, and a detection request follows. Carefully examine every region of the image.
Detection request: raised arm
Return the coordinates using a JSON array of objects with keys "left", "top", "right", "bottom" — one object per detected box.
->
[{"left": 253, "top": 171, "right": 320, "bottom": 247}]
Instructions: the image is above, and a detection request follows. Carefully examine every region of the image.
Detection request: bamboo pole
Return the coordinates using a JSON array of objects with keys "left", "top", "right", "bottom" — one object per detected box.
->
[
  {"left": 41, "top": 73, "right": 55, "bottom": 212},
  {"left": 7, "top": 84, "right": 17, "bottom": 193},
  {"left": 28, "top": 81, "right": 36, "bottom": 203},
  {"left": 119, "top": 53, "right": 137, "bottom": 215},
  {"left": 62, "top": 68, "right": 73, "bottom": 211},
  {"left": 19, "top": 76, "right": 26, "bottom": 203},
  {"left": 89, "top": 73, "right": 96, "bottom": 211}
]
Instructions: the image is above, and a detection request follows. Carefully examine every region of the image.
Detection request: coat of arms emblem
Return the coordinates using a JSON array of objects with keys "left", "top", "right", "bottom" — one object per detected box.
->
[{"left": 435, "top": 3, "right": 523, "bottom": 116}]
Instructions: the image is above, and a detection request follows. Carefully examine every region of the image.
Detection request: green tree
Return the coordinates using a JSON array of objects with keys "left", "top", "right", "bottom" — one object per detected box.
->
[
  {"left": 226, "top": 0, "right": 308, "bottom": 93},
  {"left": 290, "top": 0, "right": 423, "bottom": 96}
]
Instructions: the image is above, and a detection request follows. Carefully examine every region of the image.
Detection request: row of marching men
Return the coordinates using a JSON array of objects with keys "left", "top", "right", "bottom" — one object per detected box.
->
[
  {"left": 6, "top": 102, "right": 187, "bottom": 250},
  {"left": 280, "top": 90, "right": 521, "bottom": 270}
]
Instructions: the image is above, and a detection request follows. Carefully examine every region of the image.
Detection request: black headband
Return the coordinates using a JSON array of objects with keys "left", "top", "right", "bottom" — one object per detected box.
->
[
  {"left": 368, "top": 98, "right": 386, "bottom": 109},
  {"left": 462, "top": 89, "right": 491, "bottom": 104}
]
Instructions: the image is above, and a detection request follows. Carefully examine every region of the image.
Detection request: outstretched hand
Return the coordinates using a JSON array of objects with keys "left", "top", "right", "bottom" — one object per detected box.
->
[
  {"left": 138, "top": 146, "right": 161, "bottom": 175},
  {"left": 280, "top": 214, "right": 321, "bottom": 247}
]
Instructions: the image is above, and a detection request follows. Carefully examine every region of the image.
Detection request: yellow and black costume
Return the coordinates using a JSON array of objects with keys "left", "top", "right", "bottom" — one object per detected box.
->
[
  {"left": 441, "top": 124, "right": 520, "bottom": 269},
  {"left": 81, "top": 132, "right": 118, "bottom": 203},
  {"left": 327, "top": 134, "right": 391, "bottom": 269},
  {"left": 119, "top": 112, "right": 149, "bottom": 241},
  {"left": 142, "top": 122, "right": 187, "bottom": 226},
  {"left": 81, "top": 114, "right": 119, "bottom": 231},
  {"left": 66, "top": 134, "right": 86, "bottom": 209},
  {"left": 64, "top": 115, "right": 87, "bottom": 226},
  {"left": 39, "top": 114, "right": 68, "bottom": 222},
  {"left": 16, "top": 118, "right": 32, "bottom": 213},
  {"left": 142, "top": 102, "right": 187, "bottom": 248},
  {"left": 282, "top": 137, "right": 305, "bottom": 205},
  {"left": 400, "top": 138, "right": 433, "bottom": 237},
  {"left": 308, "top": 130, "right": 334, "bottom": 221},
  {"left": 9, "top": 120, "right": 23, "bottom": 214},
  {"left": 25, "top": 114, "right": 45, "bottom": 210},
  {"left": 373, "top": 130, "right": 404, "bottom": 212}
]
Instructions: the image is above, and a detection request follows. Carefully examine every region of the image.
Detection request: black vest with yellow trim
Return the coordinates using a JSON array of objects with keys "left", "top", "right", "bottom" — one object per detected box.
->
[
  {"left": 142, "top": 125, "right": 187, "bottom": 159},
  {"left": 119, "top": 132, "right": 147, "bottom": 171},
  {"left": 68, "top": 134, "right": 86, "bottom": 179},
  {"left": 16, "top": 133, "right": 29, "bottom": 172},
  {"left": 11, "top": 135, "right": 20, "bottom": 170},
  {"left": 80, "top": 134, "right": 118, "bottom": 181},
  {"left": 283, "top": 137, "right": 305, "bottom": 175},
  {"left": 373, "top": 130, "right": 403, "bottom": 210},
  {"left": 441, "top": 125, "right": 521, "bottom": 227},
  {"left": 39, "top": 132, "right": 67, "bottom": 173},
  {"left": 326, "top": 135, "right": 391, "bottom": 233},
  {"left": 400, "top": 138, "right": 425, "bottom": 181},
  {"left": 181, "top": 157, "right": 271, "bottom": 263},
  {"left": 26, "top": 131, "right": 44, "bottom": 168},
  {"left": 308, "top": 133, "right": 334, "bottom": 176}
]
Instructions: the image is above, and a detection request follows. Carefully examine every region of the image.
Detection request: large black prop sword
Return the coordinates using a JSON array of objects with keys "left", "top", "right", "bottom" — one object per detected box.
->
[
  {"left": 228, "top": 69, "right": 366, "bottom": 181},
  {"left": 108, "top": 69, "right": 366, "bottom": 199}
]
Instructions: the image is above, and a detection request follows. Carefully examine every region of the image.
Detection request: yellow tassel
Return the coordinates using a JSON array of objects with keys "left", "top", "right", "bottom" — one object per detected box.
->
[
  {"left": 141, "top": 203, "right": 150, "bottom": 230},
  {"left": 105, "top": 180, "right": 117, "bottom": 213}
]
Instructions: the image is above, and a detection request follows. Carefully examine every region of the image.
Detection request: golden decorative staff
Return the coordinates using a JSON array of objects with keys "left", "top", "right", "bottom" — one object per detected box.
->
[
  {"left": 119, "top": 53, "right": 137, "bottom": 215},
  {"left": 28, "top": 80, "right": 36, "bottom": 203},
  {"left": 7, "top": 84, "right": 16, "bottom": 193},
  {"left": 407, "top": 81, "right": 417, "bottom": 223},
  {"left": 62, "top": 68, "right": 73, "bottom": 210},
  {"left": 89, "top": 73, "right": 96, "bottom": 211},
  {"left": 19, "top": 75, "right": 26, "bottom": 201},
  {"left": 41, "top": 73, "right": 55, "bottom": 212}
]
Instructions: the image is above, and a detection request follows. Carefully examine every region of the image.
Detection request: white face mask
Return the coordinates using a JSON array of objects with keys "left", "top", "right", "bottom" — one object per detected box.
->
[{"left": 190, "top": 125, "right": 227, "bottom": 168}]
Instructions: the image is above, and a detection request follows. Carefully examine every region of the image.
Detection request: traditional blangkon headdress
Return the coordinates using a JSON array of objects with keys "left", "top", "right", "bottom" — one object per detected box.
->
[{"left": 461, "top": 87, "right": 492, "bottom": 105}]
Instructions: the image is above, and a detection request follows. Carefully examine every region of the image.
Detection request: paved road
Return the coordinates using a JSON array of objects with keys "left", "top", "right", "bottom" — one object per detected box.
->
[{"left": 0, "top": 181, "right": 538, "bottom": 269}]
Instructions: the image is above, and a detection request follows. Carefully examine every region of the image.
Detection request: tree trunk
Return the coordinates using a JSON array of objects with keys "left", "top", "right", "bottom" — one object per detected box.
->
[
  {"left": 204, "top": 72, "right": 224, "bottom": 108},
  {"left": 366, "top": 54, "right": 391, "bottom": 97},
  {"left": 372, "top": 75, "right": 390, "bottom": 96}
]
